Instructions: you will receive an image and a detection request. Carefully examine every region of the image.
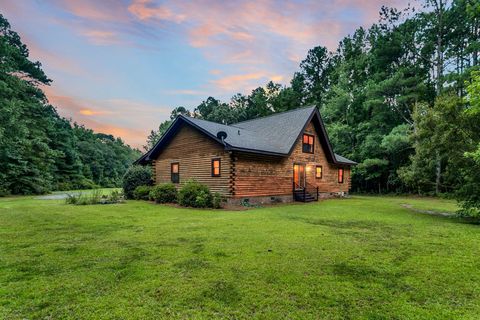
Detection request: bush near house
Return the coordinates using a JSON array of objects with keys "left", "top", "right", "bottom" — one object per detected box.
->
[
  {"left": 122, "top": 166, "right": 152, "bottom": 199},
  {"left": 149, "top": 183, "right": 178, "bottom": 203},
  {"left": 178, "top": 180, "right": 213, "bottom": 208},
  {"left": 133, "top": 185, "right": 153, "bottom": 200},
  {"left": 212, "top": 192, "right": 225, "bottom": 209}
]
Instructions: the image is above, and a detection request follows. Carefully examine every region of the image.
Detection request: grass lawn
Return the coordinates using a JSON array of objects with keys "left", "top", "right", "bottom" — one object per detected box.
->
[{"left": 0, "top": 194, "right": 479, "bottom": 319}]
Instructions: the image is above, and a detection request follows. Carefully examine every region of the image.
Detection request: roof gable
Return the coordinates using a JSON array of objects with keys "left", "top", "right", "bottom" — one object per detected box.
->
[{"left": 136, "top": 106, "right": 356, "bottom": 165}]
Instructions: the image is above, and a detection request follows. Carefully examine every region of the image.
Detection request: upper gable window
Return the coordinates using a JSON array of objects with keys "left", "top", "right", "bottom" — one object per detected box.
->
[{"left": 302, "top": 134, "right": 314, "bottom": 154}]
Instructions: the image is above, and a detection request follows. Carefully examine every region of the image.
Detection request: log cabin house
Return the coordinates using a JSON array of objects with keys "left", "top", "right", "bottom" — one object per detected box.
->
[{"left": 136, "top": 106, "right": 356, "bottom": 204}]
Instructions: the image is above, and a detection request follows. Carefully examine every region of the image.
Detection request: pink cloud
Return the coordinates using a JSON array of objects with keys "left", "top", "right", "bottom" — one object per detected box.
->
[
  {"left": 81, "top": 30, "right": 120, "bottom": 45},
  {"left": 128, "top": 0, "right": 186, "bottom": 22},
  {"left": 51, "top": 0, "right": 130, "bottom": 22}
]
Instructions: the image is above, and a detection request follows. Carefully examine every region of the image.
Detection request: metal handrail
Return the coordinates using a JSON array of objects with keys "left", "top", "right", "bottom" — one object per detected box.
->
[{"left": 305, "top": 181, "right": 319, "bottom": 201}]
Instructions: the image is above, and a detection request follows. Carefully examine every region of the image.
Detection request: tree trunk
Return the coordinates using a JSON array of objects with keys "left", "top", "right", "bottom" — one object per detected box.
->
[
  {"left": 474, "top": 24, "right": 478, "bottom": 67},
  {"left": 435, "top": 1, "right": 444, "bottom": 95},
  {"left": 435, "top": 150, "right": 441, "bottom": 195}
]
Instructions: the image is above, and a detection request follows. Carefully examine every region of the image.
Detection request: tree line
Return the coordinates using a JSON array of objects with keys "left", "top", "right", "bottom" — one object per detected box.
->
[
  {"left": 146, "top": 0, "right": 479, "bottom": 205},
  {"left": 0, "top": 14, "right": 140, "bottom": 195}
]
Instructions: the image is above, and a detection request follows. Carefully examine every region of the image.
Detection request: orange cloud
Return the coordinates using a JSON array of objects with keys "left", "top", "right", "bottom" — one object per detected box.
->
[
  {"left": 79, "top": 109, "right": 109, "bottom": 116},
  {"left": 270, "top": 75, "right": 283, "bottom": 82},
  {"left": 212, "top": 72, "right": 266, "bottom": 91}
]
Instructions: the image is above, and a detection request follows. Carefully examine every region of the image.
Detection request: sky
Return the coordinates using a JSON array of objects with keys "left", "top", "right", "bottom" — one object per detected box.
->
[{"left": 2, "top": 0, "right": 408, "bottom": 149}]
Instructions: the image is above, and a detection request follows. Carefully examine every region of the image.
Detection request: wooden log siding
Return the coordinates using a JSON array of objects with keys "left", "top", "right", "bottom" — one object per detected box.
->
[
  {"left": 153, "top": 124, "right": 231, "bottom": 196},
  {"left": 232, "top": 121, "right": 351, "bottom": 198}
]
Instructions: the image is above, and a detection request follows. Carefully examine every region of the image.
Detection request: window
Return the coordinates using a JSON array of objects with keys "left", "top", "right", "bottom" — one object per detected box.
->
[
  {"left": 211, "top": 158, "right": 221, "bottom": 177},
  {"left": 338, "top": 168, "right": 344, "bottom": 183},
  {"left": 316, "top": 166, "right": 323, "bottom": 179},
  {"left": 171, "top": 162, "right": 179, "bottom": 183},
  {"left": 302, "top": 134, "right": 314, "bottom": 153}
]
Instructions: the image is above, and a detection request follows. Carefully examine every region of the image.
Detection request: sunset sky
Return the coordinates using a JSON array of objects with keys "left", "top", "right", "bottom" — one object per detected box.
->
[{"left": 3, "top": 0, "right": 407, "bottom": 148}]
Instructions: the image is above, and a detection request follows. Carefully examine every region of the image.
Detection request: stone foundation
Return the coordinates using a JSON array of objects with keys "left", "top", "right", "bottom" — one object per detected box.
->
[
  {"left": 227, "top": 192, "right": 348, "bottom": 205},
  {"left": 227, "top": 194, "right": 293, "bottom": 206}
]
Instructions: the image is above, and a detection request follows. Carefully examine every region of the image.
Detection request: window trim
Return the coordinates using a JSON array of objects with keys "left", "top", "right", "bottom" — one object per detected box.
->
[
  {"left": 315, "top": 165, "right": 323, "bottom": 179},
  {"left": 302, "top": 133, "right": 315, "bottom": 154},
  {"left": 211, "top": 158, "right": 221, "bottom": 177},
  {"left": 338, "top": 168, "right": 344, "bottom": 184},
  {"left": 171, "top": 162, "right": 179, "bottom": 184}
]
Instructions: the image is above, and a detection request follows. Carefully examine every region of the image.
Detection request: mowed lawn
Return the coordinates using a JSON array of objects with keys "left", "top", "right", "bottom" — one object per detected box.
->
[{"left": 0, "top": 195, "right": 479, "bottom": 319}]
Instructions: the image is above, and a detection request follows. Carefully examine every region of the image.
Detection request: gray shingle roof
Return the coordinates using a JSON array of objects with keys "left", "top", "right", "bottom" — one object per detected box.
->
[
  {"left": 184, "top": 106, "right": 316, "bottom": 155},
  {"left": 334, "top": 153, "right": 357, "bottom": 165},
  {"left": 136, "top": 106, "right": 356, "bottom": 165}
]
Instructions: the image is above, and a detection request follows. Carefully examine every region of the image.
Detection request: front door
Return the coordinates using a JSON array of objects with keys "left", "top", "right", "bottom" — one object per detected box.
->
[{"left": 293, "top": 164, "right": 306, "bottom": 190}]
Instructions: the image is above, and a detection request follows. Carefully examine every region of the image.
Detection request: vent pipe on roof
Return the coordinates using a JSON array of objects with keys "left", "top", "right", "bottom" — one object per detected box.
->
[
  {"left": 216, "top": 131, "right": 228, "bottom": 147},
  {"left": 216, "top": 131, "right": 227, "bottom": 140}
]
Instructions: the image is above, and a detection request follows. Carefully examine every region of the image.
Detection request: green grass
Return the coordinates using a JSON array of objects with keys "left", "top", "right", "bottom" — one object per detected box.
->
[{"left": 0, "top": 195, "right": 479, "bottom": 319}]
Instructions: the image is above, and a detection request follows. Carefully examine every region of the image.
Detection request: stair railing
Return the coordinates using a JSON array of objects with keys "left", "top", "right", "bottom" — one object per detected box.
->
[{"left": 305, "top": 181, "right": 319, "bottom": 201}]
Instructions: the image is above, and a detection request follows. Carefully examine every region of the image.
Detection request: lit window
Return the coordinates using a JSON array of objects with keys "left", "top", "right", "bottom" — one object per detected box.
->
[
  {"left": 171, "top": 163, "right": 179, "bottom": 183},
  {"left": 338, "top": 168, "right": 344, "bottom": 183},
  {"left": 302, "top": 134, "right": 314, "bottom": 153},
  {"left": 316, "top": 166, "right": 322, "bottom": 179},
  {"left": 212, "top": 158, "right": 221, "bottom": 177}
]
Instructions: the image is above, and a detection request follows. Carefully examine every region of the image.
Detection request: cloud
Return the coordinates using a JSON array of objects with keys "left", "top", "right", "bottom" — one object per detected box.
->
[
  {"left": 43, "top": 85, "right": 170, "bottom": 148},
  {"left": 50, "top": 0, "right": 130, "bottom": 22},
  {"left": 81, "top": 30, "right": 121, "bottom": 45},
  {"left": 209, "top": 69, "right": 222, "bottom": 75},
  {"left": 128, "top": 0, "right": 186, "bottom": 22},
  {"left": 79, "top": 109, "right": 109, "bottom": 116},
  {"left": 2, "top": 0, "right": 413, "bottom": 147},
  {"left": 211, "top": 72, "right": 287, "bottom": 92},
  {"left": 212, "top": 72, "right": 265, "bottom": 92}
]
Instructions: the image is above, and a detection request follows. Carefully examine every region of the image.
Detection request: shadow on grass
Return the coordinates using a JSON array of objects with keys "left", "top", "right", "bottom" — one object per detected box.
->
[{"left": 199, "top": 280, "right": 241, "bottom": 304}]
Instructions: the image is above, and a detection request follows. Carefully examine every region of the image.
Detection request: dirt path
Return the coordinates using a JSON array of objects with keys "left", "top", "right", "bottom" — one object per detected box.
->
[
  {"left": 400, "top": 203, "right": 454, "bottom": 217},
  {"left": 36, "top": 192, "right": 81, "bottom": 200}
]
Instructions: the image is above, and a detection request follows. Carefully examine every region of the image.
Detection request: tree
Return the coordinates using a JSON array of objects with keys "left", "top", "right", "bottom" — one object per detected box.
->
[
  {"left": 0, "top": 14, "right": 140, "bottom": 194},
  {"left": 456, "top": 70, "right": 480, "bottom": 217},
  {"left": 299, "top": 46, "right": 333, "bottom": 106},
  {"left": 399, "top": 94, "right": 472, "bottom": 194},
  {"left": 0, "top": 13, "right": 55, "bottom": 194}
]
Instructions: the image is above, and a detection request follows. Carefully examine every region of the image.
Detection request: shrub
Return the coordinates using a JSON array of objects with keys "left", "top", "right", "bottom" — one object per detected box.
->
[
  {"left": 102, "top": 190, "right": 124, "bottom": 204},
  {"left": 133, "top": 185, "right": 152, "bottom": 200},
  {"left": 0, "top": 188, "right": 9, "bottom": 197},
  {"left": 212, "top": 192, "right": 225, "bottom": 209},
  {"left": 178, "top": 180, "right": 212, "bottom": 208},
  {"left": 65, "top": 189, "right": 124, "bottom": 205},
  {"left": 122, "top": 166, "right": 152, "bottom": 199},
  {"left": 149, "top": 183, "right": 177, "bottom": 203}
]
